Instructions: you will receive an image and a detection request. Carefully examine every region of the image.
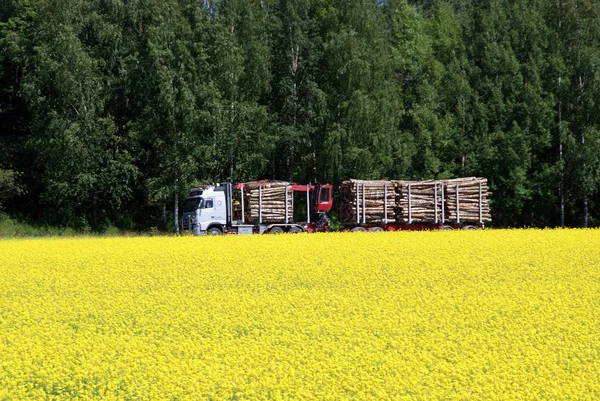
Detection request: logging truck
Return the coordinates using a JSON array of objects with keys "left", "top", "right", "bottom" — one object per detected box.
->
[
  {"left": 181, "top": 177, "right": 491, "bottom": 235},
  {"left": 181, "top": 181, "right": 333, "bottom": 235}
]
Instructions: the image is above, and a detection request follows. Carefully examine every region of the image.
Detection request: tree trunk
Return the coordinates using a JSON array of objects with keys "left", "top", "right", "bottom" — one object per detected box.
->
[
  {"left": 560, "top": 189, "right": 564, "bottom": 228},
  {"left": 583, "top": 196, "right": 588, "bottom": 227},
  {"left": 581, "top": 132, "right": 587, "bottom": 228},
  {"left": 557, "top": 3, "right": 564, "bottom": 228},
  {"left": 579, "top": 73, "right": 587, "bottom": 228},
  {"left": 230, "top": 101, "right": 235, "bottom": 180},
  {"left": 92, "top": 197, "right": 98, "bottom": 228},
  {"left": 162, "top": 194, "right": 167, "bottom": 230},
  {"left": 558, "top": 76, "right": 564, "bottom": 228},
  {"left": 174, "top": 190, "right": 179, "bottom": 235}
]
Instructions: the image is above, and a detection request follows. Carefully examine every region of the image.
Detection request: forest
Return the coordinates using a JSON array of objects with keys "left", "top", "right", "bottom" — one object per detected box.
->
[{"left": 1, "top": 0, "right": 599, "bottom": 231}]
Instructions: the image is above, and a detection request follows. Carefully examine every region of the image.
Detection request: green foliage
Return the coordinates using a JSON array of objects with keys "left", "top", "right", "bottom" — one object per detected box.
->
[
  {"left": 0, "top": 169, "right": 24, "bottom": 208},
  {"left": 0, "top": 212, "right": 150, "bottom": 238},
  {"left": 1, "top": 0, "right": 600, "bottom": 230}
]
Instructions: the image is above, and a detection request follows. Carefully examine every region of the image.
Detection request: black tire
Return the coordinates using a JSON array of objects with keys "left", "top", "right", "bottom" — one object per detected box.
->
[
  {"left": 288, "top": 226, "right": 303, "bottom": 234},
  {"left": 368, "top": 227, "right": 385, "bottom": 232},
  {"left": 461, "top": 225, "right": 478, "bottom": 230},
  {"left": 207, "top": 226, "right": 223, "bottom": 235},
  {"left": 351, "top": 226, "right": 367, "bottom": 233},
  {"left": 269, "top": 226, "right": 285, "bottom": 234},
  {"left": 439, "top": 225, "right": 454, "bottom": 231}
]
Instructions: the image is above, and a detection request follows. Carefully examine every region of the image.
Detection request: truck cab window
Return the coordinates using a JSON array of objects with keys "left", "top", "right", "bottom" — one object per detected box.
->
[
  {"left": 319, "top": 187, "right": 330, "bottom": 203},
  {"left": 204, "top": 199, "right": 214, "bottom": 209},
  {"left": 182, "top": 198, "right": 201, "bottom": 212}
]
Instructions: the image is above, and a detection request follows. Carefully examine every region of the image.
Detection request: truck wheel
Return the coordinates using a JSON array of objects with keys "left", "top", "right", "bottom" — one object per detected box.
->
[
  {"left": 461, "top": 225, "right": 478, "bottom": 230},
  {"left": 207, "top": 226, "right": 223, "bottom": 235},
  {"left": 269, "top": 226, "right": 285, "bottom": 234},
  {"left": 368, "top": 227, "right": 385, "bottom": 232},
  {"left": 439, "top": 225, "right": 454, "bottom": 231},
  {"left": 351, "top": 227, "right": 367, "bottom": 233},
  {"left": 288, "top": 226, "right": 303, "bottom": 234}
]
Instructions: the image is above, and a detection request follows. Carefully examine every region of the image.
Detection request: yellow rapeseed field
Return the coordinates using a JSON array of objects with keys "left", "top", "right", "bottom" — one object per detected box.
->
[{"left": 0, "top": 230, "right": 599, "bottom": 400}]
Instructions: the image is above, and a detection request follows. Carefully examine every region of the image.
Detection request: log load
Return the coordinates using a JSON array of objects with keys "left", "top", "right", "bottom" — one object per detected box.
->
[
  {"left": 339, "top": 179, "right": 395, "bottom": 224},
  {"left": 242, "top": 181, "right": 293, "bottom": 224},
  {"left": 443, "top": 177, "right": 492, "bottom": 223},
  {"left": 340, "top": 176, "right": 492, "bottom": 226},
  {"left": 393, "top": 180, "right": 444, "bottom": 223}
]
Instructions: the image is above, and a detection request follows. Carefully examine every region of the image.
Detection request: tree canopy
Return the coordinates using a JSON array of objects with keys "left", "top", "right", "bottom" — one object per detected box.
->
[{"left": 1, "top": 0, "right": 599, "bottom": 229}]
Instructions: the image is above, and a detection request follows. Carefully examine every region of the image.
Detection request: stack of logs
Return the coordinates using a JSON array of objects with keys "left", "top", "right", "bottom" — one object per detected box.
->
[
  {"left": 243, "top": 181, "right": 293, "bottom": 223},
  {"left": 339, "top": 180, "right": 395, "bottom": 224},
  {"left": 340, "top": 177, "right": 491, "bottom": 225},
  {"left": 393, "top": 180, "right": 444, "bottom": 223},
  {"left": 443, "top": 177, "right": 492, "bottom": 223}
]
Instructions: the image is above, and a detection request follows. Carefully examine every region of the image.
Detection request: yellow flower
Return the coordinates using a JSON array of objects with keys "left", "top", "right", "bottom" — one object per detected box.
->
[{"left": 0, "top": 230, "right": 599, "bottom": 399}]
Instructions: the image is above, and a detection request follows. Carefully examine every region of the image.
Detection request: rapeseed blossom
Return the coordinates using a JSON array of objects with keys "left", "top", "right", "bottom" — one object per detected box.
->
[{"left": 0, "top": 230, "right": 599, "bottom": 400}]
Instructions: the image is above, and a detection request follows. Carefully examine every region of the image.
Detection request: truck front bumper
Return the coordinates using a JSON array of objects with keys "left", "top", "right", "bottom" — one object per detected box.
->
[{"left": 181, "top": 219, "right": 202, "bottom": 236}]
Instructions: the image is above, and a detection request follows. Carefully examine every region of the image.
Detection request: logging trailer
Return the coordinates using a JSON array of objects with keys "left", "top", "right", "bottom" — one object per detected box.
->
[
  {"left": 181, "top": 182, "right": 333, "bottom": 235},
  {"left": 340, "top": 179, "right": 489, "bottom": 232}
]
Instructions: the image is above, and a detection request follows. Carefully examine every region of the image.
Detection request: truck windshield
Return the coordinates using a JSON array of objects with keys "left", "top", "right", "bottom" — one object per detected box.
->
[{"left": 182, "top": 198, "right": 202, "bottom": 212}]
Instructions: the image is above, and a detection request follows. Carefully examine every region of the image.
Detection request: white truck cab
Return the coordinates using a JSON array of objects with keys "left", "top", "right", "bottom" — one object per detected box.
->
[{"left": 181, "top": 185, "right": 228, "bottom": 235}]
